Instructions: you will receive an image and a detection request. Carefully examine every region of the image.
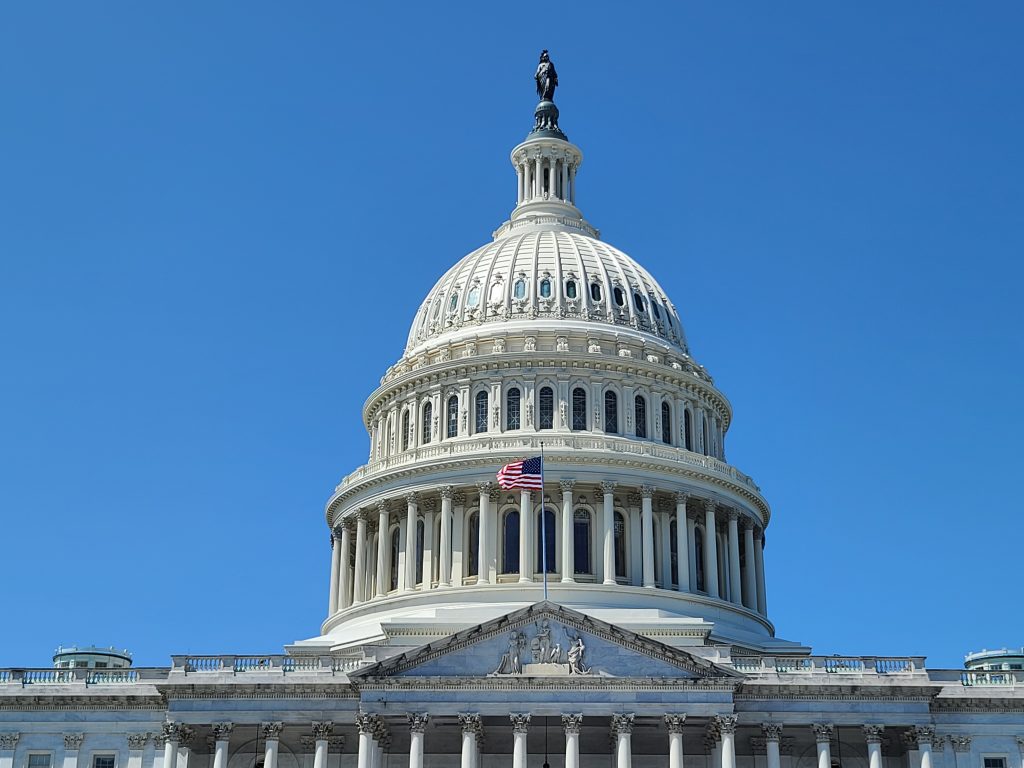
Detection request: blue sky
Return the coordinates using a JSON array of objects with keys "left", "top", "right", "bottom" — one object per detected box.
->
[{"left": 1, "top": 3, "right": 1021, "bottom": 668}]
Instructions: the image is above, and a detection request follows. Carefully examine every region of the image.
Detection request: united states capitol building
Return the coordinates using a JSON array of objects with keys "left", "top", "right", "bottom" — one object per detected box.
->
[{"left": 2, "top": 54, "right": 1020, "bottom": 768}]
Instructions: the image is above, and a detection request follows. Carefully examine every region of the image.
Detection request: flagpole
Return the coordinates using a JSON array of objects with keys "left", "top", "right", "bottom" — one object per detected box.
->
[{"left": 540, "top": 442, "right": 548, "bottom": 601}]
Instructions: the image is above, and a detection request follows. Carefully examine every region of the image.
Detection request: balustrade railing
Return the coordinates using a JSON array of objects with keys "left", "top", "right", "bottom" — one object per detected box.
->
[
  {"left": 728, "top": 655, "right": 922, "bottom": 676},
  {"left": 170, "top": 654, "right": 370, "bottom": 676},
  {"left": 960, "top": 670, "right": 1023, "bottom": 687}
]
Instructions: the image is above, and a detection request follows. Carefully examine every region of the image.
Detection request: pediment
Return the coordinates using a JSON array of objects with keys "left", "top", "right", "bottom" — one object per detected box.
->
[{"left": 352, "top": 601, "right": 742, "bottom": 681}]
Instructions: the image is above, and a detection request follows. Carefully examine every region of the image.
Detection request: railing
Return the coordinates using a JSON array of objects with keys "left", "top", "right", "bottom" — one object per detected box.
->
[
  {"left": 960, "top": 670, "right": 1024, "bottom": 687},
  {"left": 0, "top": 668, "right": 164, "bottom": 686},
  {"left": 728, "top": 655, "right": 922, "bottom": 676},
  {"left": 171, "top": 655, "right": 371, "bottom": 676},
  {"left": 335, "top": 435, "right": 763, "bottom": 496}
]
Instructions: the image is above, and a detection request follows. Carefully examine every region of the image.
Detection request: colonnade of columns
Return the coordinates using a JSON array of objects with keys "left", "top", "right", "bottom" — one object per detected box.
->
[
  {"left": 328, "top": 483, "right": 769, "bottom": 618},
  {"left": 159, "top": 722, "right": 344, "bottom": 768},
  {"left": 514, "top": 148, "right": 577, "bottom": 206}
]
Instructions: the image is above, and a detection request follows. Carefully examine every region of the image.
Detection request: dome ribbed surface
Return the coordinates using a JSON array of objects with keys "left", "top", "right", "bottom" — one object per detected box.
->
[{"left": 405, "top": 230, "right": 689, "bottom": 356}]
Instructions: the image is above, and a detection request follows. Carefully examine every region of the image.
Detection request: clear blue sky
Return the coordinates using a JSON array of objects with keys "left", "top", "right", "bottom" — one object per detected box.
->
[{"left": 2, "top": 3, "right": 1022, "bottom": 669}]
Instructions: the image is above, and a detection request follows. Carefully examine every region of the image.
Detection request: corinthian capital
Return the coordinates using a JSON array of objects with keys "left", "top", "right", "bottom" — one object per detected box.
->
[
  {"left": 562, "top": 714, "right": 583, "bottom": 735},
  {"left": 440, "top": 485, "right": 454, "bottom": 500},
  {"left": 408, "top": 714, "right": 430, "bottom": 734},
  {"left": 862, "top": 725, "right": 885, "bottom": 744},
  {"left": 510, "top": 714, "right": 531, "bottom": 734},
  {"left": 762, "top": 723, "right": 783, "bottom": 741},
  {"left": 64, "top": 734, "right": 85, "bottom": 751},
  {"left": 458, "top": 713, "right": 482, "bottom": 734},
  {"left": 160, "top": 723, "right": 180, "bottom": 743},
  {"left": 675, "top": 490, "right": 689, "bottom": 505},
  {"left": 640, "top": 484, "right": 655, "bottom": 498},
  {"left": 0, "top": 734, "right": 20, "bottom": 751},
  {"left": 127, "top": 734, "right": 150, "bottom": 750},
  {"left": 715, "top": 715, "right": 737, "bottom": 735},
  {"left": 811, "top": 723, "right": 834, "bottom": 743},
  {"left": 310, "top": 722, "right": 333, "bottom": 741},
  {"left": 560, "top": 479, "right": 576, "bottom": 494},
  {"left": 664, "top": 715, "right": 687, "bottom": 734},
  {"left": 476, "top": 482, "right": 492, "bottom": 495},
  {"left": 610, "top": 713, "right": 634, "bottom": 736},
  {"left": 600, "top": 481, "right": 617, "bottom": 494},
  {"left": 211, "top": 723, "right": 234, "bottom": 741},
  {"left": 261, "top": 723, "right": 284, "bottom": 741},
  {"left": 913, "top": 727, "right": 936, "bottom": 747}
]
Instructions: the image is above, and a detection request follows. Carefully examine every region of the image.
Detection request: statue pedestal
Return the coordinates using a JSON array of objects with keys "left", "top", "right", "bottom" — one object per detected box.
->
[
  {"left": 530, "top": 100, "right": 566, "bottom": 140},
  {"left": 522, "top": 662, "right": 569, "bottom": 676}
]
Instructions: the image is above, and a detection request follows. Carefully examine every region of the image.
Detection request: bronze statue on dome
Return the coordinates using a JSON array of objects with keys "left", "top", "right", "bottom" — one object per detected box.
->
[{"left": 535, "top": 50, "right": 558, "bottom": 102}]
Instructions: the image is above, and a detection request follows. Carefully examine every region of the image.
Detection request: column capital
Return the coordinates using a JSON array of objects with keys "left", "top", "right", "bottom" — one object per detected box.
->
[
  {"left": 510, "top": 714, "right": 531, "bottom": 734},
  {"left": 453, "top": 492, "right": 466, "bottom": 506},
  {"left": 374, "top": 500, "right": 389, "bottom": 515},
  {"left": 405, "top": 492, "right": 419, "bottom": 506},
  {"left": 211, "top": 723, "right": 234, "bottom": 741},
  {"left": 299, "top": 737, "right": 314, "bottom": 752},
  {"left": 178, "top": 727, "right": 196, "bottom": 748},
  {"left": 489, "top": 488, "right": 502, "bottom": 503},
  {"left": 458, "top": 713, "right": 482, "bottom": 734},
  {"left": 727, "top": 509, "right": 740, "bottom": 523},
  {"left": 715, "top": 715, "right": 738, "bottom": 735},
  {"left": 950, "top": 736, "right": 972, "bottom": 753},
  {"left": 328, "top": 736, "right": 345, "bottom": 751},
  {"left": 161, "top": 723, "right": 181, "bottom": 743},
  {"left": 1016, "top": 737, "right": 1024, "bottom": 755},
  {"left": 64, "top": 734, "right": 85, "bottom": 751},
  {"left": 562, "top": 714, "right": 583, "bottom": 735},
  {"left": 913, "top": 727, "right": 936, "bottom": 747},
  {"left": 422, "top": 498, "right": 437, "bottom": 513},
  {"left": 761, "top": 723, "right": 783, "bottom": 741},
  {"left": 600, "top": 480, "right": 617, "bottom": 494},
  {"left": 560, "top": 479, "right": 576, "bottom": 493},
  {"left": 127, "top": 734, "right": 150, "bottom": 750},
  {"left": 476, "top": 482, "right": 493, "bottom": 495},
  {"left": 674, "top": 490, "right": 689, "bottom": 504},
  {"left": 703, "top": 498, "right": 717, "bottom": 514},
  {"left": 610, "top": 713, "right": 635, "bottom": 736},
  {"left": 626, "top": 492, "right": 641, "bottom": 506},
  {"left": 440, "top": 485, "right": 454, "bottom": 500},
  {"left": 811, "top": 723, "right": 834, "bottom": 743},
  {"left": 664, "top": 714, "right": 687, "bottom": 734},
  {"left": 408, "top": 713, "right": 430, "bottom": 734},
  {"left": 310, "top": 722, "right": 333, "bottom": 741},
  {"left": 261, "top": 723, "right": 284, "bottom": 741},
  {"left": 0, "top": 733, "right": 20, "bottom": 751},
  {"left": 640, "top": 484, "right": 655, "bottom": 499},
  {"left": 355, "top": 714, "right": 375, "bottom": 735}
]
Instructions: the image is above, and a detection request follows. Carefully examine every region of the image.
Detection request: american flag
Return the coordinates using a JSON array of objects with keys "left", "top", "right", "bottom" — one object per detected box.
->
[{"left": 496, "top": 455, "right": 544, "bottom": 490}]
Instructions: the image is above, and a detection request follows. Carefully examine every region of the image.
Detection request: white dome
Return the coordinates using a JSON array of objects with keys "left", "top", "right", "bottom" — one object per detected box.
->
[{"left": 404, "top": 229, "right": 690, "bottom": 358}]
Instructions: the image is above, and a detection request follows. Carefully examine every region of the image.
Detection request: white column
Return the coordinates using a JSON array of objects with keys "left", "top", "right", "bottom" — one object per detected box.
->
[
  {"left": 641, "top": 486, "right": 656, "bottom": 588},
  {"left": 534, "top": 156, "right": 543, "bottom": 198},
  {"left": 727, "top": 512, "right": 742, "bottom": 605},
  {"left": 211, "top": 725, "right": 232, "bottom": 768},
  {"left": 719, "top": 717, "right": 737, "bottom": 768},
  {"left": 405, "top": 492, "right": 418, "bottom": 591},
  {"left": 451, "top": 493, "right": 465, "bottom": 583},
  {"left": 763, "top": 725, "right": 783, "bottom": 768},
  {"left": 459, "top": 715, "right": 480, "bottom": 768},
  {"left": 563, "top": 715, "right": 582, "bottom": 768},
  {"left": 675, "top": 493, "right": 690, "bottom": 591},
  {"left": 126, "top": 735, "right": 146, "bottom": 768},
  {"left": 162, "top": 724, "right": 180, "bottom": 768},
  {"left": 353, "top": 512, "right": 367, "bottom": 603},
  {"left": 917, "top": 728, "right": 936, "bottom": 768},
  {"left": 422, "top": 500, "right": 435, "bottom": 588},
  {"left": 686, "top": 513, "right": 697, "bottom": 587},
  {"left": 516, "top": 165, "right": 524, "bottom": 204},
  {"left": 408, "top": 714, "right": 428, "bottom": 768},
  {"left": 602, "top": 481, "right": 616, "bottom": 585},
  {"left": 629, "top": 495, "right": 642, "bottom": 585},
  {"left": 742, "top": 521, "right": 757, "bottom": 609},
  {"left": 374, "top": 502, "right": 389, "bottom": 597},
  {"left": 519, "top": 490, "right": 532, "bottom": 582},
  {"left": 511, "top": 715, "right": 530, "bottom": 768},
  {"left": 613, "top": 714, "right": 634, "bottom": 768},
  {"left": 476, "top": 483, "right": 492, "bottom": 584},
  {"left": 812, "top": 725, "right": 833, "bottom": 768},
  {"left": 754, "top": 527, "right": 767, "bottom": 614},
  {"left": 863, "top": 727, "right": 884, "bottom": 768},
  {"left": 328, "top": 529, "right": 342, "bottom": 614},
  {"left": 704, "top": 500, "right": 720, "bottom": 598},
  {"left": 438, "top": 487, "right": 454, "bottom": 586},
  {"left": 338, "top": 524, "right": 353, "bottom": 609},
  {"left": 262, "top": 724, "right": 283, "bottom": 768},
  {"left": 356, "top": 717, "right": 373, "bottom": 768},
  {"left": 665, "top": 715, "right": 686, "bottom": 768},
  {"left": 660, "top": 503, "right": 673, "bottom": 587},
  {"left": 561, "top": 480, "right": 576, "bottom": 582},
  {"left": 569, "top": 164, "right": 576, "bottom": 204}
]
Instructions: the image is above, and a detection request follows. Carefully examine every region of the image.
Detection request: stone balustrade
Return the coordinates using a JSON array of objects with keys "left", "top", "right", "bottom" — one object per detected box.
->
[{"left": 729, "top": 655, "right": 925, "bottom": 676}]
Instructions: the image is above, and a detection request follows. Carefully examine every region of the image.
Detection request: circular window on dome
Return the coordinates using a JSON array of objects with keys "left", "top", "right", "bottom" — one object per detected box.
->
[
  {"left": 613, "top": 286, "right": 625, "bottom": 306},
  {"left": 449, "top": 292, "right": 460, "bottom": 312},
  {"left": 590, "top": 283, "right": 602, "bottom": 302},
  {"left": 539, "top": 279, "right": 552, "bottom": 298},
  {"left": 565, "top": 280, "right": 577, "bottom": 299},
  {"left": 513, "top": 279, "right": 526, "bottom": 299},
  {"left": 467, "top": 286, "right": 481, "bottom": 307},
  {"left": 633, "top": 292, "right": 646, "bottom": 312}
]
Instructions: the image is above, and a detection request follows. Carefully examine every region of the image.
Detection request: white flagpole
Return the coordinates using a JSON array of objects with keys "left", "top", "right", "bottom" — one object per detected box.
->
[{"left": 540, "top": 442, "right": 548, "bottom": 601}]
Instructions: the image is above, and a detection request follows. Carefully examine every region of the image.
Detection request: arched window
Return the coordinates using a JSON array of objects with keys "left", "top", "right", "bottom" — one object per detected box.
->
[
  {"left": 422, "top": 401, "right": 433, "bottom": 445},
  {"left": 573, "top": 509, "right": 591, "bottom": 574},
  {"left": 684, "top": 409, "right": 693, "bottom": 450},
  {"left": 604, "top": 391, "right": 619, "bottom": 434},
  {"left": 614, "top": 511, "right": 627, "bottom": 579},
  {"left": 447, "top": 395, "right": 459, "bottom": 438},
  {"left": 571, "top": 387, "right": 587, "bottom": 431},
  {"left": 401, "top": 410, "right": 411, "bottom": 451},
  {"left": 669, "top": 519, "right": 678, "bottom": 586},
  {"left": 661, "top": 402, "right": 671, "bottom": 444},
  {"left": 537, "top": 508, "right": 556, "bottom": 574},
  {"left": 613, "top": 286, "right": 625, "bottom": 306},
  {"left": 633, "top": 292, "right": 646, "bottom": 312},
  {"left": 651, "top": 302, "right": 661, "bottom": 320},
  {"left": 431, "top": 299, "right": 442, "bottom": 319},
  {"left": 489, "top": 281, "right": 503, "bottom": 302},
  {"left": 590, "top": 283, "right": 602, "bottom": 302},
  {"left": 467, "top": 286, "right": 480, "bottom": 307},
  {"left": 415, "top": 519, "right": 425, "bottom": 585},
  {"left": 475, "top": 391, "right": 488, "bottom": 434},
  {"left": 538, "top": 386, "right": 554, "bottom": 430},
  {"left": 513, "top": 279, "right": 526, "bottom": 299},
  {"left": 565, "top": 280, "right": 577, "bottom": 299},
  {"left": 539, "top": 279, "right": 552, "bottom": 298},
  {"left": 467, "top": 512, "right": 479, "bottom": 578},
  {"left": 503, "top": 509, "right": 520, "bottom": 574},
  {"left": 448, "top": 292, "right": 459, "bottom": 312},
  {"left": 506, "top": 387, "right": 521, "bottom": 430},
  {"left": 389, "top": 528, "right": 400, "bottom": 591},
  {"left": 634, "top": 395, "right": 647, "bottom": 438},
  {"left": 694, "top": 526, "right": 705, "bottom": 592}
]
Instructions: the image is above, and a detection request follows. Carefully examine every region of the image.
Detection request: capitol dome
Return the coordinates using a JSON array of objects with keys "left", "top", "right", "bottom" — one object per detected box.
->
[{"left": 308, "top": 81, "right": 804, "bottom": 660}]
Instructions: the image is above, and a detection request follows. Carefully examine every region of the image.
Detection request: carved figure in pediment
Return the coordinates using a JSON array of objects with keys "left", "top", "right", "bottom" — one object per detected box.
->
[
  {"left": 494, "top": 631, "right": 525, "bottom": 675},
  {"left": 564, "top": 627, "right": 590, "bottom": 675},
  {"left": 533, "top": 619, "right": 552, "bottom": 662}
]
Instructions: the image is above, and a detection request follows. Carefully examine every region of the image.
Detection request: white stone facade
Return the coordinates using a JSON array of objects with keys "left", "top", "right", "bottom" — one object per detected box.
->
[{"left": 2, "top": 64, "right": 1020, "bottom": 768}]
